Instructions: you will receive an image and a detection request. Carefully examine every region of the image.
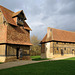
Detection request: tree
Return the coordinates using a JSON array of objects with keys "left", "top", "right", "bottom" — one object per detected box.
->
[{"left": 30, "top": 35, "right": 41, "bottom": 56}]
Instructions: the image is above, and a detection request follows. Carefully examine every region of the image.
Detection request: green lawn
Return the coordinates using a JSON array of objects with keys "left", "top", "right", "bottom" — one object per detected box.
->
[
  {"left": 0, "top": 57, "right": 75, "bottom": 75},
  {"left": 64, "top": 57, "right": 75, "bottom": 60},
  {"left": 31, "top": 56, "right": 48, "bottom": 61},
  {"left": 31, "top": 56, "right": 41, "bottom": 59}
]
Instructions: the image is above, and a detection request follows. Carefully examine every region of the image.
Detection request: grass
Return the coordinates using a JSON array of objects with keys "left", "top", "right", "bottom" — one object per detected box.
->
[
  {"left": 0, "top": 57, "right": 75, "bottom": 75},
  {"left": 31, "top": 56, "right": 41, "bottom": 59},
  {"left": 64, "top": 57, "right": 75, "bottom": 60},
  {"left": 31, "top": 56, "right": 48, "bottom": 61}
]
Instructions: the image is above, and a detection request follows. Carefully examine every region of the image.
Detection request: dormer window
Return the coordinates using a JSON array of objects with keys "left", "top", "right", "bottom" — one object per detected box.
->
[
  {"left": 12, "top": 10, "right": 27, "bottom": 26},
  {"left": 17, "top": 17, "right": 24, "bottom": 25},
  {"left": 18, "top": 17, "right": 23, "bottom": 23}
]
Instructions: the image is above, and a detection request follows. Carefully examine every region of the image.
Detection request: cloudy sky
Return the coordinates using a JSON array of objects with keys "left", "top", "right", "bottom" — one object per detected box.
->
[{"left": 0, "top": 0, "right": 75, "bottom": 40}]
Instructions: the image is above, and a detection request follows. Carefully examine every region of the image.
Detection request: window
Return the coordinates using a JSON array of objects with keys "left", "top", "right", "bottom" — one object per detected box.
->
[
  {"left": 72, "top": 49, "right": 74, "bottom": 51},
  {"left": 56, "top": 42, "right": 58, "bottom": 44},
  {"left": 18, "top": 17, "right": 24, "bottom": 23},
  {"left": 64, "top": 48, "right": 66, "bottom": 50},
  {"left": 72, "top": 49, "right": 74, "bottom": 54},
  {"left": 57, "top": 47, "right": 58, "bottom": 50},
  {"left": 17, "top": 17, "right": 24, "bottom": 26}
]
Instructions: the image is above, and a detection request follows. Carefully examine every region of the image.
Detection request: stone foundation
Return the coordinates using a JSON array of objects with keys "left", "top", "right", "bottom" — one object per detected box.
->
[
  {"left": 53, "top": 54, "right": 75, "bottom": 58},
  {"left": 0, "top": 56, "right": 6, "bottom": 62},
  {"left": 22, "top": 56, "right": 31, "bottom": 60},
  {"left": 5, "top": 56, "right": 17, "bottom": 62}
]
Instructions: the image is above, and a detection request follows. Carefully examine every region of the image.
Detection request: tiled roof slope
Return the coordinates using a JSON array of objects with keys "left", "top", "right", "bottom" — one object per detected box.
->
[
  {"left": 12, "top": 10, "right": 22, "bottom": 17},
  {"left": 52, "top": 28, "right": 75, "bottom": 42},
  {"left": 40, "top": 28, "right": 75, "bottom": 43},
  {"left": 0, "top": 5, "right": 32, "bottom": 45},
  {"left": 0, "top": 5, "right": 17, "bottom": 26},
  {"left": 24, "top": 21, "right": 32, "bottom": 31},
  {"left": 0, "top": 5, "right": 30, "bottom": 29},
  {"left": 12, "top": 10, "right": 27, "bottom": 20},
  {"left": 7, "top": 25, "right": 32, "bottom": 45}
]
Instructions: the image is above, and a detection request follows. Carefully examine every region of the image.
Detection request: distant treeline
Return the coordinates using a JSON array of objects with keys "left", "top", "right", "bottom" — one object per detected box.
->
[{"left": 30, "top": 35, "right": 41, "bottom": 56}]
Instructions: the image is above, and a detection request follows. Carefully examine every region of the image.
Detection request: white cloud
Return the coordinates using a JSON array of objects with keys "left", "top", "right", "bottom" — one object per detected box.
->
[{"left": 0, "top": 0, "right": 75, "bottom": 40}]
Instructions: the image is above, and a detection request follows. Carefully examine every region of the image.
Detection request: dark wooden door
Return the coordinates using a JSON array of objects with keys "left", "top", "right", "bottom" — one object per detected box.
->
[
  {"left": 20, "top": 50, "right": 23, "bottom": 58},
  {"left": 16, "top": 48, "right": 19, "bottom": 59},
  {"left": 61, "top": 49, "right": 64, "bottom": 55}
]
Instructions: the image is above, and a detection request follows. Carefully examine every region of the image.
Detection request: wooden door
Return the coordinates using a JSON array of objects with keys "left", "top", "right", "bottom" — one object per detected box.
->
[
  {"left": 16, "top": 48, "right": 19, "bottom": 59},
  {"left": 61, "top": 49, "right": 64, "bottom": 56}
]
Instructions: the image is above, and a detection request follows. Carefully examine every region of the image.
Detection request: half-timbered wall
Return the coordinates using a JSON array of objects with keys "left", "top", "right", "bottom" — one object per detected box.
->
[
  {"left": 5, "top": 44, "right": 30, "bottom": 62},
  {"left": 41, "top": 41, "right": 75, "bottom": 58},
  {"left": 52, "top": 42, "right": 75, "bottom": 54}
]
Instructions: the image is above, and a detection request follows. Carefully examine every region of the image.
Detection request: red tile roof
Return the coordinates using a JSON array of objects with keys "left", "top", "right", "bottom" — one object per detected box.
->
[
  {"left": 40, "top": 27, "right": 75, "bottom": 43},
  {"left": 7, "top": 42, "right": 32, "bottom": 46},
  {"left": 24, "top": 21, "right": 32, "bottom": 31},
  {"left": 12, "top": 10, "right": 22, "bottom": 17},
  {"left": 0, "top": 5, "right": 32, "bottom": 45},
  {"left": 0, "top": 5, "right": 18, "bottom": 26},
  {"left": 12, "top": 10, "right": 27, "bottom": 20}
]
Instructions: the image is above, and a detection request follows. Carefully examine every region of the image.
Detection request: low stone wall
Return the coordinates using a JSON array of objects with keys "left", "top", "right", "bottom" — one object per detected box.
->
[
  {"left": 41, "top": 53, "right": 75, "bottom": 59},
  {"left": 5, "top": 56, "right": 31, "bottom": 62},
  {"left": 5, "top": 56, "right": 17, "bottom": 62},
  {"left": 22, "top": 56, "right": 31, "bottom": 60}
]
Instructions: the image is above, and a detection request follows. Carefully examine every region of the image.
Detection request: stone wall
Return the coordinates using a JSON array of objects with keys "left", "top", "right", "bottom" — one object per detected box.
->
[
  {"left": 0, "top": 44, "right": 6, "bottom": 62},
  {"left": 41, "top": 42, "right": 53, "bottom": 58}
]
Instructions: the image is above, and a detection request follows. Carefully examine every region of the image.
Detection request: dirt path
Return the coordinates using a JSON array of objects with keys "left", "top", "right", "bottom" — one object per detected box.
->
[
  {"left": 51, "top": 56, "right": 75, "bottom": 60},
  {"left": 0, "top": 56, "right": 74, "bottom": 70},
  {"left": 0, "top": 60, "right": 49, "bottom": 70}
]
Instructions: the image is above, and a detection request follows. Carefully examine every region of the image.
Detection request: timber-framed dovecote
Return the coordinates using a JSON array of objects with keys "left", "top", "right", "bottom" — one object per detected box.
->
[{"left": 0, "top": 5, "right": 32, "bottom": 62}]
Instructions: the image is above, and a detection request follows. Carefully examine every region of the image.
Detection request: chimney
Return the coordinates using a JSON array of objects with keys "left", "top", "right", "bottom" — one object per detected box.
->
[{"left": 47, "top": 27, "right": 51, "bottom": 39}]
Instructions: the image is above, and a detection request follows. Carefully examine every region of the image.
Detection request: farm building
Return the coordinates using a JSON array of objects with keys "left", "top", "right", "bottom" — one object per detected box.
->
[
  {"left": 40, "top": 27, "right": 75, "bottom": 58},
  {"left": 0, "top": 5, "right": 32, "bottom": 62}
]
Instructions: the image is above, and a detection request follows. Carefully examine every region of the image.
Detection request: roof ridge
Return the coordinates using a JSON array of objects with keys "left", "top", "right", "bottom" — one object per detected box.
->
[
  {"left": 0, "top": 5, "right": 14, "bottom": 13},
  {"left": 48, "top": 27, "right": 75, "bottom": 33}
]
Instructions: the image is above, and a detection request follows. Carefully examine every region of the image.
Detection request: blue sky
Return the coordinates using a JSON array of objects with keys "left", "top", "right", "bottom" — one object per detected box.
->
[{"left": 0, "top": 0, "right": 75, "bottom": 40}]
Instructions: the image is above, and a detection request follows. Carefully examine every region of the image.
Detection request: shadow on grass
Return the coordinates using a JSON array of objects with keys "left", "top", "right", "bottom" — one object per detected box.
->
[{"left": 0, "top": 63, "right": 2, "bottom": 64}]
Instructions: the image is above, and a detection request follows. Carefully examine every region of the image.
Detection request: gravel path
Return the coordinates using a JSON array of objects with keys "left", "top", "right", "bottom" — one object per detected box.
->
[
  {"left": 0, "top": 60, "right": 49, "bottom": 70},
  {"left": 0, "top": 56, "right": 74, "bottom": 70}
]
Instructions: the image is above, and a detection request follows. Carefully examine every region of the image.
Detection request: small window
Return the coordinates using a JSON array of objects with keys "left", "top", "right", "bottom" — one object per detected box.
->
[
  {"left": 64, "top": 48, "right": 66, "bottom": 50},
  {"left": 57, "top": 47, "right": 58, "bottom": 50},
  {"left": 72, "top": 49, "right": 74, "bottom": 51},
  {"left": 56, "top": 42, "right": 58, "bottom": 44}
]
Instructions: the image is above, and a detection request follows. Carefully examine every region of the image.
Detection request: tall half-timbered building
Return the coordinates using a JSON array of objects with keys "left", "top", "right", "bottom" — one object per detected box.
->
[{"left": 0, "top": 5, "right": 32, "bottom": 62}]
